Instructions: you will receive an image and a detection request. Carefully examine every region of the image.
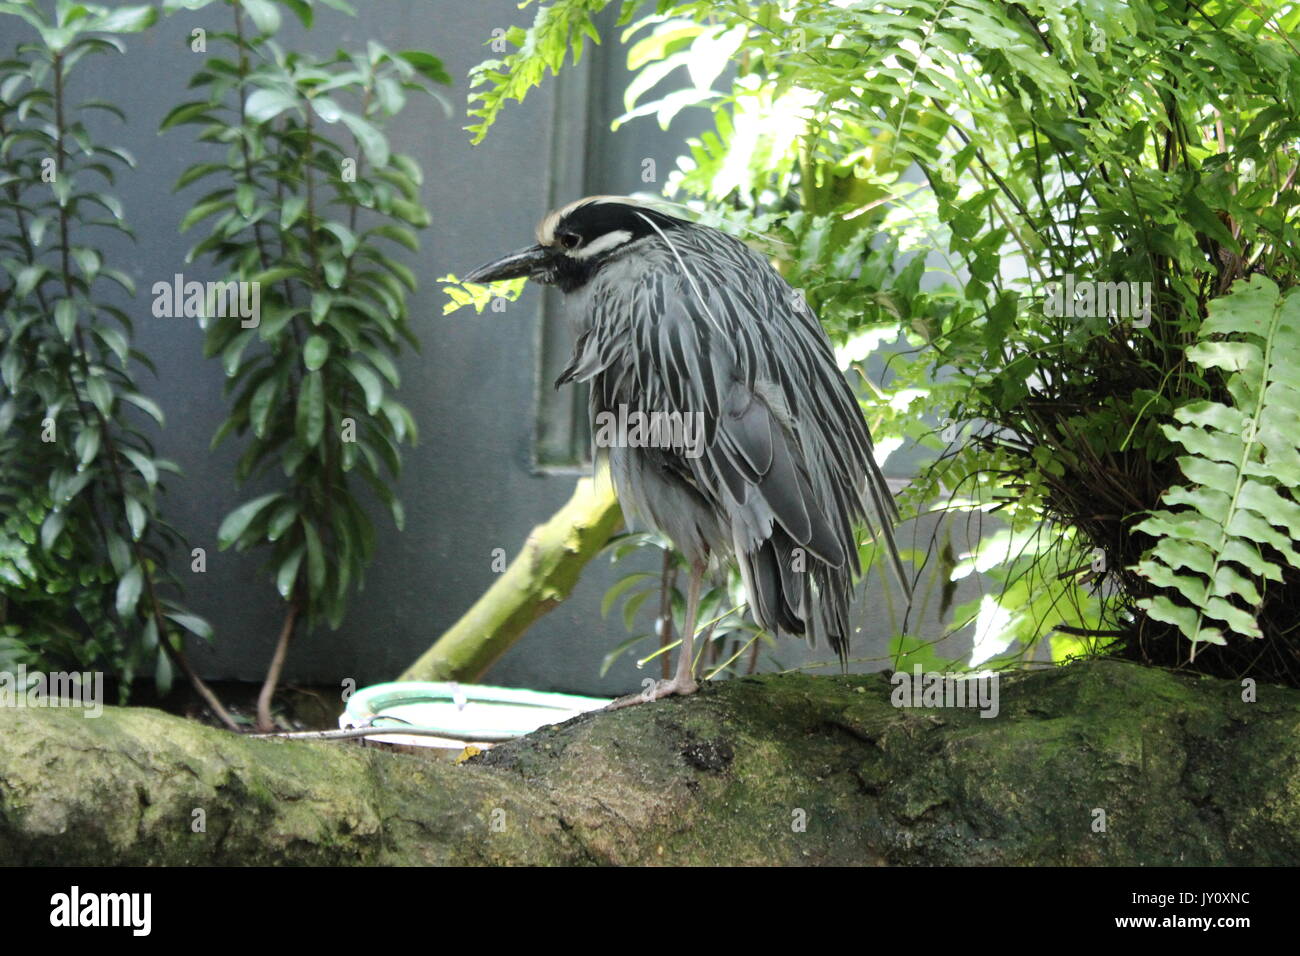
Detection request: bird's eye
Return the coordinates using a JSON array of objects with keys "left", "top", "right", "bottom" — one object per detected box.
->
[{"left": 560, "top": 232, "right": 582, "bottom": 250}]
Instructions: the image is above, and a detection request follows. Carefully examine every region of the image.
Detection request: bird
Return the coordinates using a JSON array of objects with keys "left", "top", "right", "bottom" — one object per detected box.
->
[{"left": 464, "top": 196, "right": 909, "bottom": 705}]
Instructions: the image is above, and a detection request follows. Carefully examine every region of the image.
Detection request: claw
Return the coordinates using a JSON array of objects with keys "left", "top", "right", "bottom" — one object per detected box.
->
[{"left": 604, "top": 675, "right": 700, "bottom": 710}]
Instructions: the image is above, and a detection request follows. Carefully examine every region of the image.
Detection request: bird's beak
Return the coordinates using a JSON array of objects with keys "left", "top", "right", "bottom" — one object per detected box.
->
[{"left": 462, "top": 244, "right": 552, "bottom": 284}]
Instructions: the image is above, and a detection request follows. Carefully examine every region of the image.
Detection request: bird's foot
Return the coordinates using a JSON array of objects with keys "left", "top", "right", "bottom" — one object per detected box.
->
[{"left": 604, "top": 675, "right": 700, "bottom": 711}]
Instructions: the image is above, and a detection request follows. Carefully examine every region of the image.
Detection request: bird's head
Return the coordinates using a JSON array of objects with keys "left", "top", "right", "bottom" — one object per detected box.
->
[{"left": 462, "top": 196, "right": 685, "bottom": 293}]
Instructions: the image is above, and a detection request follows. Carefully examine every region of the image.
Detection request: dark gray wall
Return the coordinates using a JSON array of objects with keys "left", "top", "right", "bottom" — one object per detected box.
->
[{"left": 11, "top": 1, "right": 979, "bottom": 696}]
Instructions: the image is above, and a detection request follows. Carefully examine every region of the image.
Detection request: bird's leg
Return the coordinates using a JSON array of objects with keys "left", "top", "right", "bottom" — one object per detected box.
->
[
  {"left": 694, "top": 618, "right": 718, "bottom": 678},
  {"left": 672, "top": 558, "right": 705, "bottom": 692},
  {"left": 607, "top": 557, "right": 707, "bottom": 709}
]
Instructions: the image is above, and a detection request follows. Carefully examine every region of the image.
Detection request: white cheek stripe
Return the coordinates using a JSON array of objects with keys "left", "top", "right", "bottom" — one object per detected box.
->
[{"left": 572, "top": 229, "right": 633, "bottom": 260}]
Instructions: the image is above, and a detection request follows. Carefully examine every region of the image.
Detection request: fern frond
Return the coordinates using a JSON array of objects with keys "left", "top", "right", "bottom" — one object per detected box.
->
[
  {"left": 1133, "top": 275, "right": 1300, "bottom": 651},
  {"left": 465, "top": 0, "right": 609, "bottom": 145}
]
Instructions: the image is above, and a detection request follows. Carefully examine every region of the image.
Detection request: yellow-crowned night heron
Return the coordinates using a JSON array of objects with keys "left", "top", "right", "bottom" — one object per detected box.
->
[{"left": 465, "top": 196, "right": 908, "bottom": 705}]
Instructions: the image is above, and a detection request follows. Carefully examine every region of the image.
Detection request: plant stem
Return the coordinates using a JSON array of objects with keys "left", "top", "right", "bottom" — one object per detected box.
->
[{"left": 256, "top": 593, "right": 299, "bottom": 732}]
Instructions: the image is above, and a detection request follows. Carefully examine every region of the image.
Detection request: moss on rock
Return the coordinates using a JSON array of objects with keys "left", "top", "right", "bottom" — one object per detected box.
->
[{"left": 0, "top": 660, "right": 1295, "bottom": 864}]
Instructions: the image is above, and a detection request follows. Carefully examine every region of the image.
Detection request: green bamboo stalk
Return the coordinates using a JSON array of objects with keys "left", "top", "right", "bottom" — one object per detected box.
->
[{"left": 398, "top": 473, "right": 622, "bottom": 683}]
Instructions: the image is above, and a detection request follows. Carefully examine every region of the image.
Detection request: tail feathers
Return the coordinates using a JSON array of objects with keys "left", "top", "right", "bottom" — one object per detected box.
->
[
  {"left": 738, "top": 536, "right": 804, "bottom": 637},
  {"left": 863, "top": 456, "right": 912, "bottom": 602},
  {"left": 876, "top": 512, "right": 912, "bottom": 603},
  {"left": 736, "top": 527, "right": 852, "bottom": 665}
]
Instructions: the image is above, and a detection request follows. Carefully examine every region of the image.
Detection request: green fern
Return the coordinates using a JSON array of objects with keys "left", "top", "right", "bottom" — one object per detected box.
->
[
  {"left": 1133, "top": 275, "right": 1300, "bottom": 652},
  {"left": 465, "top": 0, "right": 606, "bottom": 145}
]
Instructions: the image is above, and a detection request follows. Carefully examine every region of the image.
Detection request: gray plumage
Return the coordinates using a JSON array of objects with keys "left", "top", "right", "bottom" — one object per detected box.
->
[{"left": 466, "top": 196, "right": 907, "bottom": 672}]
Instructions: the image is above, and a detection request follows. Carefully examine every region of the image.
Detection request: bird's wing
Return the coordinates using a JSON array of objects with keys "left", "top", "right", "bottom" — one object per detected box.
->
[
  {"left": 708, "top": 233, "right": 907, "bottom": 598},
  {"left": 561, "top": 225, "right": 910, "bottom": 605},
  {"left": 620, "top": 238, "right": 857, "bottom": 569}
]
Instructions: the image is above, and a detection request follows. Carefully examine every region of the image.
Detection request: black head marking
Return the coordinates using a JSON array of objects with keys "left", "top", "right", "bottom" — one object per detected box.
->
[
  {"left": 546, "top": 199, "right": 685, "bottom": 247},
  {"left": 540, "top": 199, "right": 687, "bottom": 291}
]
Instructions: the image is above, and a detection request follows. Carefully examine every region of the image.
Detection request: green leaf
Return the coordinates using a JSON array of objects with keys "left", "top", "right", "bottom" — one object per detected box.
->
[
  {"left": 250, "top": 265, "right": 308, "bottom": 286},
  {"left": 125, "top": 495, "right": 147, "bottom": 540},
  {"left": 51, "top": 469, "right": 93, "bottom": 508},
  {"left": 121, "top": 447, "right": 159, "bottom": 488},
  {"left": 369, "top": 223, "right": 419, "bottom": 252},
  {"left": 310, "top": 291, "right": 334, "bottom": 325},
  {"left": 241, "top": 0, "right": 281, "bottom": 35},
  {"left": 160, "top": 101, "right": 217, "bottom": 132},
  {"left": 311, "top": 96, "right": 342, "bottom": 123},
  {"left": 281, "top": 194, "right": 306, "bottom": 229},
  {"left": 94, "top": 6, "right": 157, "bottom": 34},
  {"left": 338, "top": 110, "right": 389, "bottom": 166},
  {"left": 54, "top": 299, "right": 77, "bottom": 341},
  {"left": 180, "top": 196, "right": 234, "bottom": 233},
  {"left": 250, "top": 375, "right": 279, "bottom": 437},
  {"left": 121, "top": 391, "right": 165, "bottom": 426},
  {"left": 217, "top": 493, "right": 282, "bottom": 549},
  {"left": 276, "top": 545, "right": 305, "bottom": 598},
  {"left": 15, "top": 264, "right": 47, "bottom": 299},
  {"left": 86, "top": 376, "right": 114, "bottom": 415},
  {"left": 358, "top": 344, "right": 400, "bottom": 387},
  {"left": 296, "top": 370, "right": 326, "bottom": 447},
  {"left": 40, "top": 509, "right": 67, "bottom": 551},
  {"left": 304, "top": 335, "right": 329, "bottom": 371},
  {"left": 258, "top": 303, "right": 306, "bottom": 341},
  {"left": 96, "top": 326, "right": 130, "bottom": 364},
  {"left": 398, "top": 51, "right": 452, "bottom": 86},
  {"left": 165, "top": 611, "right": 214, "bottom": 642},
  {"left": 380, "top": 396, "right": 416, "bottom": 444},
  {"left": 106, "top": 533, "right": 132, "bottom": 575},
  {"left": 384, "top": 257, "right": 417, "bottom": 292},
  {"left": 623, "top": 587, "right": 652, "bottom": 632},
  {"left": 71, "top": 247, "right": 101, "bottom": 282},
  {"left": 375, "top": 76, "right": 405, "bottom": 114},
  {"left": 75, "top": 425, "right": 101, "bottom": 465},
  {"left": 155, "top": 647, "right": 174, "bottom": 696},
  {"left": 236, "top": 183, "right": 255, "bottom": 218},
  {"left": 389, "top": 198, "right": 430, "bottom": 227},
  {"left": 322, "top": 221, "right": 358, "bottom": 258},
  {"left": 115, "top": 565, "right": 143, "bottom": 619},
  {"left": 391, "top": 153, "right": 423, "bottom": 187},
  {"left": 283, "top": 0, "right": 312, "bottom": 28},
  {"left": 344, "top": 358, "right": 383, "bottom": 414},
  {"left": 302, "top": 519, "right": 326, "bottom": 595},
  {"left": 245, "top": 88, "right": 299, "bottom": 124},
  {"left": 266, "top": 501, "right": 299, "bottom": 541},
  {"left": 1130, "top": 276, "right": 1300, "bottom": 646},
  {"left": 323, "top": 257, "right": 346, "bottom": 289},
  {"left": 602, "top": 571, "right": 656, "bottom": 618},
  {"left": 174, "top": 161, "right": 228, "bottom": 191},
  {"left": 27, "top": 214, "right": 50, "bottom": 248},
  {"left": 222, "top": 328, "right": 254, "bottom": 377},
  {"left": 84, "top": 191, "right": 125, "bottom": 221}
]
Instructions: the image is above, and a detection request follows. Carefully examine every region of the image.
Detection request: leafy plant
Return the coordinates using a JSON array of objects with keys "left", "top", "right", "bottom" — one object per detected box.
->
[
  {"left": 465, "top": 0, "right": 605, "bottom": 145},
  {"left": 0, "top": 0, "right": 230, "bottom": 717},
  {"left": 598, "top": 531, "right": 774, "bottom": 679},
  {"left": 462, "top": 0, "right": 1300, "bottom": 684},
  {"left": 1134, "top": 276, "right": 1300, "bottom": 652},
  {"left": 162, "top": 0, "right": 450, "bottom": 729}
]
